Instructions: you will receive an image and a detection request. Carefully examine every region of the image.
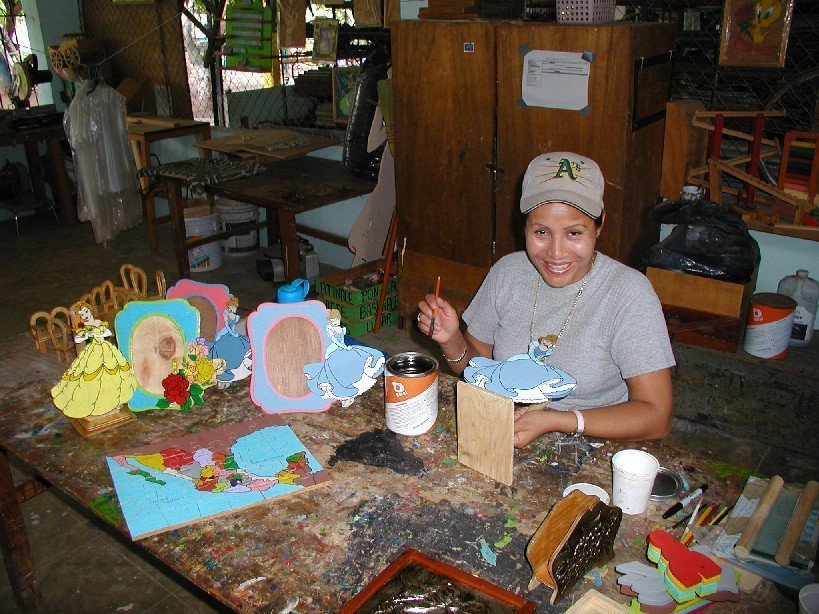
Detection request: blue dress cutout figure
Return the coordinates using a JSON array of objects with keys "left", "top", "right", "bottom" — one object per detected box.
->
[
  {"left": 208, "top": 297, "right": 252, "bottom": 386},
  {"left": 463, "top": 335, "right": 576, "bottom": 403},
  {"left": 303, "top": 310, "right": 386, "bottom": 407}
]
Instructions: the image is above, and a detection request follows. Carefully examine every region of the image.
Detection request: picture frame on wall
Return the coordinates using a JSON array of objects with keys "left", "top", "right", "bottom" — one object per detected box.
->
[
  {"left": 312, "top": 18, "right": 340, "bottom": 63},
  {"left": 718, "top": 0, "right": 794, "bottom": 68},
  {"left": 332, "top": 66, "right": 360, "bottom": 125}
]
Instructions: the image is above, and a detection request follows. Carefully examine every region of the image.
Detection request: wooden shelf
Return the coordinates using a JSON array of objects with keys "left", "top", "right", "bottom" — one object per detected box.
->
[{"left": 745, "top": 219, "right": 819, "bottom": 242}]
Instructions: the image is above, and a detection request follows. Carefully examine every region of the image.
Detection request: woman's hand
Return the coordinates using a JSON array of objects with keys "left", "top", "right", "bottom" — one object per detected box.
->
[
  {"left": 513, "top": 406, "right": 551, "bottom": 448},
  {"left": 417, "top": 294, "right": 459, "bottom": 344}
]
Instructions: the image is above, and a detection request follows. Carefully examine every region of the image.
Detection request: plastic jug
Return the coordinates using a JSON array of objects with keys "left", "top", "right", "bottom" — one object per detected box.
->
[
  {"left": 277, "top": 278, "right": 310, "bottom": 303},
  {"left": 777, "top": 269, "right": 819, "bottom": 346}
]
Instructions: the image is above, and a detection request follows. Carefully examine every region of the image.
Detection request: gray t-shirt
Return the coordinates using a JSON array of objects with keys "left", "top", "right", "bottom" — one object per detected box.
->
[{"left": 462, "top": 252, "right": 675, "bottom": 409}]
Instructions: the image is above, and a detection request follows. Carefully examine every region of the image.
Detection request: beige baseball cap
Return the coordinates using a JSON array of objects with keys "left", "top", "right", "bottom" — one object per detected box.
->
[{"left": 520, "top": 152, "right": 605, "bottom": 218}]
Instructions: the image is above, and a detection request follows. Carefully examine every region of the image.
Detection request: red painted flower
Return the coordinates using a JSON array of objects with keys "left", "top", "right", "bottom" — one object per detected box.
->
[{"left": 161, "top": 373, "right": 190, "bottom": 406}]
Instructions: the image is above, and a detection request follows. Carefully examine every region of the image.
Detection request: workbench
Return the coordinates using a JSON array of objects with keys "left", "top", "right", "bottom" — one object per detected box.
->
[
  {"left": 0, "top": 333, "right": 794, "bottom": 612},
  {"left": 161, "top": 156, "right": 375, "bottom": 281},
  {"left": 0, "top": 122, "right": 76, "bottom": 226}
]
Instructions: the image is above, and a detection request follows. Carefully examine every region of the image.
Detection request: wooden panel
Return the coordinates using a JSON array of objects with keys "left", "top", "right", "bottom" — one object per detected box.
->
[
  {"left": 646, "top": 267, "right": 746, "bottom": 318},
  {"left": 660, "top": 100, "right": 708, "bottom": 201},
  {"left": 456, "top": 381, "right": 514, "bottom": 486},
  {"left": 397, "top": 250, "right": 488, "bottom": 322},
  {"left": 495, "top": 22, "right": 675, "bottom": 266},
  {"left": 393, "top": 20, "right": 496, "bottom": 268}
]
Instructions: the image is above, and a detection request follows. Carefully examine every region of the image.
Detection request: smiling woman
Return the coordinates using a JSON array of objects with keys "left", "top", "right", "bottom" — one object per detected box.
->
[{"left": 417, "top": 152, "right": 676, "bottom": 447}]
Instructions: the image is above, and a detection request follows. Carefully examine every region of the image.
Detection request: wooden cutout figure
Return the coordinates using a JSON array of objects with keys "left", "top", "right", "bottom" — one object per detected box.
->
[
  {"left": 646, "top": 530, "right": 722, "bottom": 603},
  {"left": 526, "top": 490, "right": 622, "bottom": 604},
  {"left": 166, "top": 279, "right": 231, "bottom": 343},
  {"left": 208, "top": 295, "right": 252, "bottom": 387},
  {"left": 463, "top": 336, "right": 577, "bottom": 403},
  {"left": 51, "top": 300, "right": 137, "bottom": 419},
  {"left": 303, "top": 308, "right": 385, "bottom": 407},
  {"left": 115, "top": 300, "right": 200, "bottom": 411}
]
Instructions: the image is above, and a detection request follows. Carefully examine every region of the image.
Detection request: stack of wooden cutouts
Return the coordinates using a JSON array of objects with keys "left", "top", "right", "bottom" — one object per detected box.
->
[{"left": 526, "top": 490, "right": 623, "bottom": 604}]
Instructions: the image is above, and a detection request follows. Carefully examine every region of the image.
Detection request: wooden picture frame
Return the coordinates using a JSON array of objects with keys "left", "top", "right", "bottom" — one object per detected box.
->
[
  {"left": 312, "top": 18, "right": 339, "bottom": 63},
  {"left": 339, "top": 548, "right": 537, "bottom": 612},
  {"left": 332, "top": 66, "right": 360, "bottom": 125},
  {"left": 166, "top": 280, "right": 232, "bottom": 343},
  {"left": 115, "top": 300, "right": 200, "bottom": 411},
  {"left": 718, "top": 0, "right": 794, "bottom": 68},
  {"left": 247, "top": 300, "right": 332, "bottom": 414}
]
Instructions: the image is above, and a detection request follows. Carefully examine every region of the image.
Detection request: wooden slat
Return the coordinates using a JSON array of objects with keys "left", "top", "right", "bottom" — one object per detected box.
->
[
  {"left": 646, "top": 267, "right": 747, "bottom": 318},
  {"left": 456, "top": 381, "right": 514, "bottom": 486}
]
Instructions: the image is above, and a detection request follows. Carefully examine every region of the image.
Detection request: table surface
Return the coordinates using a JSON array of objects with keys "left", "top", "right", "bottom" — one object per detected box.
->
[
  {"left": 204, "top": 155, "right": 376, "bottom": 212},
  {"left": 0, "top": 334, "right": 790, "bottom": 613}
]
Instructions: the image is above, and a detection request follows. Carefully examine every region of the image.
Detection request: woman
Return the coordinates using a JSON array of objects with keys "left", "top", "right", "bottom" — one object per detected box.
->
[
  {"left": 51, "top": 301, "right": 137, "bottom": 418},
  {"left": 417, "top": 152, "right": 675, "bottom": 448}
]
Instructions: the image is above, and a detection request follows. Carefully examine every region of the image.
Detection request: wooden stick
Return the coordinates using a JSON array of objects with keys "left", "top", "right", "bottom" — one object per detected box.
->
[
  {"left": 428, "top": 275, "right": 441, "bottom": 337},
  {"left": 735, "top": 475, "right": 784, "bottom": 560},
  {"left": 373, "top": 212, "right": 399, "bottom": 333},
  {"left": 774, "top": 480, "right": 819, "bottom": 566}
]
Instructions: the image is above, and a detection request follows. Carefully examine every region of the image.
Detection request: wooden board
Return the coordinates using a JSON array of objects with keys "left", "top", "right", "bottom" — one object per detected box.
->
[
  {"left": 456, "top": 381, "right": 514, "bottom": 486},
  {"left": 195, "top": 129, "right": 333, "bottom": 160},
  {"left": 660, "top": 99, "right": 708, "bottom": 200},
  {"left": 564, "top": 588, "right": 630, "bottom": 613},
  {"left": 646, "top": 267, "right": 751, "bottom": 318},
  {"left": 68, "top": 405, "right": 136, "bottom": 438}
]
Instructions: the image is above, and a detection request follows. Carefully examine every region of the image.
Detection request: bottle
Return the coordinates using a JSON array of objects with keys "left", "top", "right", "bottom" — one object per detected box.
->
[{"left": 777, "top": 270, "right": 819, "bottom": 347}]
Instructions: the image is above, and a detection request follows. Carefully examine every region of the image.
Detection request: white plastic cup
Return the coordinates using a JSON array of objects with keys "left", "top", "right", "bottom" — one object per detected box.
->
[
  {"left": 611, "top": 449, "right": 660, "bottom": 515},
  {"left": 800, "top": 583, "right": 819, "bottom": 614},
  {"left": 563, "top": 482, "right": 610, "bottom": 504}
]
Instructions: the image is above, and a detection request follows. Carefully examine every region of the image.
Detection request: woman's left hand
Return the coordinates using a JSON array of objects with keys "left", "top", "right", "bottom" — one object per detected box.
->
[{"left": 513, "top": 406, "right": 551, "bottom": 448}]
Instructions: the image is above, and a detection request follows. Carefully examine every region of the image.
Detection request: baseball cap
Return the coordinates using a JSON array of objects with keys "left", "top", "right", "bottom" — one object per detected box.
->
[{"left": 519, "top": 152, "right": 605, "bottom": 218}]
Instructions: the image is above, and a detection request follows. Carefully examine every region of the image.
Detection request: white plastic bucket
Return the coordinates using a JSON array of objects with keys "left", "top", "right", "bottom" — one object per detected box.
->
[
  {"left": 216, "top": 199, "right": 259, "bottom": 254},
  {"left": 185, "top": 212, "right": 222, "bottom": 272}
]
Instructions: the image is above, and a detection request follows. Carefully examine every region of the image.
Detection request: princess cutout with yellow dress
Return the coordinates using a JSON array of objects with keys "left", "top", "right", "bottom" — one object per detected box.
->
[{"left": 51, "top": 301, "right": 137, "bottom": 418}]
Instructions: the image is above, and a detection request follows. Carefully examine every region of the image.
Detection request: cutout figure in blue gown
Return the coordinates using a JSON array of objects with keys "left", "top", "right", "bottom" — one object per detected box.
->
[
  {"left": 303, "top": 310, "right": 386, "bottom": 407},
  {"left": 208, "top": 296, "right": 252, "bottom": 386},
  {"left": 463, "top": 335, "right": 576, "bottom": 403}
]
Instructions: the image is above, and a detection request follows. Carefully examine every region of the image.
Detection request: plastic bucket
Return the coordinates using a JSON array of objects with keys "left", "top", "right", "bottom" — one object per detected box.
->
[
  {"left": 185, "top": 211, "right": 222, "bottom": 273},
  {"left": 216, "top": 199, "right": 259, "bottom": 254}
]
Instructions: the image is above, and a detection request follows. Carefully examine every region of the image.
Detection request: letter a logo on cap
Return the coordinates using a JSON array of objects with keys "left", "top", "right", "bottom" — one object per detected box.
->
[{"left": 554, "top": 158, "right": 577, "bottom": 181}]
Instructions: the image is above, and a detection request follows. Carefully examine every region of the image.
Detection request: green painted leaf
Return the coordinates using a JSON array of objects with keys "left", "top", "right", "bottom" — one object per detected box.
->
[
  {"left": 189, "top": 383, "right": 203, "bottom": 396},
  {"left": 192, "top": 394, "right": 205, "bottom": 406},
  {"left": 156, "top": 398, "right": 171, "bottom": 409}
]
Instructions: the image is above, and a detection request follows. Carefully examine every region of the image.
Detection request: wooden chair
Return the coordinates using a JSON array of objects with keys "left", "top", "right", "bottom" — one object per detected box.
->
[
  {"left": 28, "top": 307, "right": 74, "bottom": 362},
  {"left": 120, "top": 263, "right": 166, "bottom": 300}
]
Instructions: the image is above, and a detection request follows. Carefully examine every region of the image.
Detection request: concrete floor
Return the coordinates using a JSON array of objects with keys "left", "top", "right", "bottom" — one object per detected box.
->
[{"left": 0, "top": 210, "right": 815, "bottom": 611}]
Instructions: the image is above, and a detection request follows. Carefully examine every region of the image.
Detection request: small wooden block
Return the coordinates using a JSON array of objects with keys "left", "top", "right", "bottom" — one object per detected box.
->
[
  {"left": 564, "top": 588, "right": 630, "bottom": 613},
  {"left": 456, "top": 381, "right": 514, "bottom": 486},
  {"left": 68, "top": 405, "right": 136, "bottom": 438}
]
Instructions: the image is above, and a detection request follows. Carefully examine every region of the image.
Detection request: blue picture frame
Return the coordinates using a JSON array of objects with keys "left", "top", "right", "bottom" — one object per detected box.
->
[
  {"left": 115, "top": 300, "right": 200, "bottom": 411},
  {"left": 248, "top": 301, "right": 332, "bottom": 414}
]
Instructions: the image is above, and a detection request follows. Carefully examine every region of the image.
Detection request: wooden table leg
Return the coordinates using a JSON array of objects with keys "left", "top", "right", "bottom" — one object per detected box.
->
[
  {"left": 168, "top": 180, "right": 191, "bottom": 279},
  {"left": 0, "top": 448, "right": 42, "bottom": 611},
  {"left": 130, "top": 136, "right": 159, "bottom": 255},
  {"left": 46, "top": 135, "right": 77, "bottom": 225},
  {"left": 278, "top": 209, "right": 300, "bottom": 281}
]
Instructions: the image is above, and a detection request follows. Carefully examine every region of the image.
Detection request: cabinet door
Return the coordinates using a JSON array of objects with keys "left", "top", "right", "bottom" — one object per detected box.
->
[
  {"left": 393, "top": 20, "right": 496, "bottom": 268},
  {"left": 494, "top": 23, "right": 674, "bottom": 265}
]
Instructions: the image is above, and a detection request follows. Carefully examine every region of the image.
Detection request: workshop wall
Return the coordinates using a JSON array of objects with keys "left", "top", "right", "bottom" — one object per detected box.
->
[{"left": 81, "top": 0, "right": 192, "bottom": 119}]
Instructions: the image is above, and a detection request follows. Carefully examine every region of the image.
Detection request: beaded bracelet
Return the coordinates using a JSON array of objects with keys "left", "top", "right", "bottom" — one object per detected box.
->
[{"left": 443, "top": 345, "right": 468, "bottom": 363}]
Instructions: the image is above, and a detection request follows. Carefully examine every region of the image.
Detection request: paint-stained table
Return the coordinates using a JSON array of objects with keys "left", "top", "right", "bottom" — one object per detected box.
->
[{"left": 0, "top": 335, "right": 794, "bottom": 612}]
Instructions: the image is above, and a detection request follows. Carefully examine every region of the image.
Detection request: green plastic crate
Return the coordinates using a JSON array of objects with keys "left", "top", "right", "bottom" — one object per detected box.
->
[{"left": 315, "top": 261, "right": 397, "bottom": 306}]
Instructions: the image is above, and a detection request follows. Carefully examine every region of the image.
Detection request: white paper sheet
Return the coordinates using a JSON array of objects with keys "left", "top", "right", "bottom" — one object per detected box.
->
[{"left": 521, "top": 50, "right": 591, "bottom": 110}]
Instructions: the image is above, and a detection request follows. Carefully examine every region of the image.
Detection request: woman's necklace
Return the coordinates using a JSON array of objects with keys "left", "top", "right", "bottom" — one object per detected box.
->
[{"left": 529, "top": 252, "right": 597, "bottom": 349}]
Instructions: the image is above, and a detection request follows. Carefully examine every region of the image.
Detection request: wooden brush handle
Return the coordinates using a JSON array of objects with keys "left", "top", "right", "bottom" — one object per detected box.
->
[
  {"left": 774, "top": 480, "right": 819, "bottom": 566},
  {"left": 734, "top": 475, "right": 784, "bottom": 560}
]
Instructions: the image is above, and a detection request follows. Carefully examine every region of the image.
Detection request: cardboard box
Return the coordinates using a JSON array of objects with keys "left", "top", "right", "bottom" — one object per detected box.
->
[
  {"left": 646, "top": 267, "right": 757, "bottom": 352},
  {"left": 315, "top": 260, "right": 397, "bottom": 306}
]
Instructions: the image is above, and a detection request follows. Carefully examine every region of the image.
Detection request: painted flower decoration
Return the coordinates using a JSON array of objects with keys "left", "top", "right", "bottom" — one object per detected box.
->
[
  {"left": 193, "top": 356, "right": 215, "bottom": 384},
  {"left": 161, "top": 373, "right": 190, "bottom": 406}
]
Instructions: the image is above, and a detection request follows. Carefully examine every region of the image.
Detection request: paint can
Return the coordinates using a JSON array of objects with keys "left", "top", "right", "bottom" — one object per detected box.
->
[
  {"left": 743, "top": 293, "right": 797, "bottom": 359},
  {"left": 384, "top": 352, "right": 438, "bottom": 436}
]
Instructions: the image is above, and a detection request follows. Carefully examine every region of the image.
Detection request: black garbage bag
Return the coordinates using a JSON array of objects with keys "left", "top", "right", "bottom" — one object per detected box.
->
[
  {"left": 342, "top": 46, "right": 390, "bottom": 180},
  {"left": 643, "top": 198, "right": 761, "bottom": 284}
]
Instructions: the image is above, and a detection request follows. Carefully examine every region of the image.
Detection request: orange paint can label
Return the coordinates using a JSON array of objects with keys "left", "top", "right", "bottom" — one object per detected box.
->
[
  {"left": 743, "top": 293, "right": 796, "bottom": 359},
  {"left": 385, "top": 352, "right": 439, "bottom": 436}
]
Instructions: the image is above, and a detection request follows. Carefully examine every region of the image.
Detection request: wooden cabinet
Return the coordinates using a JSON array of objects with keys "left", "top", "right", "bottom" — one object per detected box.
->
[{"left": 393, "top": 20, "right": 675, "bottom": 322}]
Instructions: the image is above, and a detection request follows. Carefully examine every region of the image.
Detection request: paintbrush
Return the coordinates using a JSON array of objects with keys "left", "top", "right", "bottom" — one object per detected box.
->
[
  {"left": 428, "top": 276, "right": 441, "bottom": 337},
  {"left": 680, "top": 498, "right": 703, "bottom": 546}
]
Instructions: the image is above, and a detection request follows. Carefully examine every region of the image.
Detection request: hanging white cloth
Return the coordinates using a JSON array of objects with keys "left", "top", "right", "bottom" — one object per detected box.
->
[{"left": 64, "top": 80, "right": 142, "bottom": 244}]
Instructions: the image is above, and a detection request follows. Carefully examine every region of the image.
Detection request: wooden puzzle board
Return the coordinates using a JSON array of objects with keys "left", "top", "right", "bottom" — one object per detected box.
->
[
  {"left": 195, "top": 128, "right": 333, "bottom": 160},
  {"left": 105, "top": 414, "right": 331, "bottom": 539}
]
